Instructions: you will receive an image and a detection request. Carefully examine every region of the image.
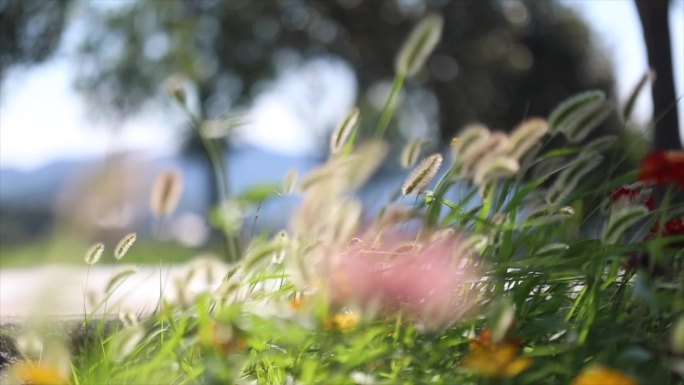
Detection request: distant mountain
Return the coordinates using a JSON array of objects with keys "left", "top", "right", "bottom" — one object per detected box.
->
[{"left": 0, "top": 145, "right": 454, "bottom": 244}]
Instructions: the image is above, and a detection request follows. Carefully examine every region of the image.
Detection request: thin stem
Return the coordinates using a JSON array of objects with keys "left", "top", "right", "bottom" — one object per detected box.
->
[
  {"left": 155, "top": 217, "right": 164, "bottom": 345},
  {"left": 183, "top": 108, "right": 240, "bottom": 261},
  {"left": 83, "top": 264, "right": 91, "bottom": 330},
  {"left": 476, "top": 188, "right": 495, "bottom": 232},
  {"left": 375, "top": 74, "right": 406, "bottom": 139}
]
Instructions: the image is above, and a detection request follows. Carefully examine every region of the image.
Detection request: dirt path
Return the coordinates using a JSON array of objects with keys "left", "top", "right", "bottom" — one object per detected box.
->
[{"left": 0, "top": 262, "right": 230, "bottom": 320}]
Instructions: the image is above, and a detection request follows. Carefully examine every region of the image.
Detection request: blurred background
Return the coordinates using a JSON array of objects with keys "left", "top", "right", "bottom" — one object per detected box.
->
[{"left": 1, "top": 0, "right": 682, "bottom": 266}]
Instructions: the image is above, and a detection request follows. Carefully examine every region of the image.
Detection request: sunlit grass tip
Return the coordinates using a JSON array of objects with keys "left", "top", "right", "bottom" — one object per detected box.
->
[
  {"left": 114, "top": 232, "right": 137, "bottom": 260},
  {"left": 402, "top": 153, "right": 443, "bottom": 196},
  {"left": 150, "top": 169, "right": 184, "bottom": 218},
  {"left": 395, "top": 14, "right": 444, "bottom": 77},
  {"left": 84, "top": 242, "right": 104, "bottom": 265},
  {"left": 330, "top": 107, "right": 360, "bottom": 155}
]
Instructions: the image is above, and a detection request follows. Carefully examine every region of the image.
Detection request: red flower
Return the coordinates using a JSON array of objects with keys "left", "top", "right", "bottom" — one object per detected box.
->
[
  {"left": 609, "top": 184, "right": 656, "bottom": 210},
  {"left": 639, "top": 150, "right": 684, "bottom": 189},
  {"left": 651, "top": 218, "right": 684, "bottom": 237},
  {"left": 609, "top": 186, "right": 640, "bottom": 202}
]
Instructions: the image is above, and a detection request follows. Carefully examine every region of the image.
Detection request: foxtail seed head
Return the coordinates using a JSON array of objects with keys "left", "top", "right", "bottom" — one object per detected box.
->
[
  {"left": 330, "top": 107, "right": 360, "bottom": 155},
  {"left": 473, "top": 155, "right": 519, "bottom": 187},
  {"left": 105, "top": 266, "right": 138, "bottom": 294},
  {"left": 602, "top": 205, "right": 649, "bottom": 245},
  {"left": 150, "top": 169, "right": 183, "bottom": 218},
  {"left": 114, "top": 232, "right": 136, "bottom": 261},
  {"left": 402, "top": 153, "right": 443, "bottom": 196},
  {"left": 84, "top": 242, "right": 104, "bottom": 265},
  {"left": 506, "top": 118, "right": 548, "bottom": 160},
  {"left": 282, "top": 168, "right": 298, "bottom": 195},
  {"left": 549, "top": 90, "right": 605, "bottom": 134},
  {"left": 401, "top": 138, "right": 427, "bottom": 169},
  {"left": 395, "top": 14, "right": 444, "bottom": 77},
  {"left": 462, "top": 132, "right": 509, "bottom": 175},
  {"left": 623, "top": 69, "right": 655, "bottom": 121}
]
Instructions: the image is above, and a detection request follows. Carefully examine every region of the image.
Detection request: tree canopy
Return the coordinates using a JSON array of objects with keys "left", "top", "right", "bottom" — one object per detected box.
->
[{"left": 72, "top": 0, "right": 615, "bottom": 146}]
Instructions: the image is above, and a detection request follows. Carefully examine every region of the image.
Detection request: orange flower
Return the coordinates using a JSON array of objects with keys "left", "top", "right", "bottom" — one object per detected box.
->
[
  {"left": 463, "top": 328, "right": 532, "bottom": 378},
  {"left": 9, "top": 361, "right": 70, "bottom": 385},
  {"left": 639, "top": 150, "right": 684, "bottom": 189},
  {"left": 571, "top": 366, "right": 638, "bottom": 385},
  {"left": 323, "top": 311, "right": 359, "bottom": 331}
]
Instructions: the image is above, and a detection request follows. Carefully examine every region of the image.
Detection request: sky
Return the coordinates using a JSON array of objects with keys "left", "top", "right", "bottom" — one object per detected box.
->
[{"left": 1, "top": 0, "right": 683, "bottom": 171}]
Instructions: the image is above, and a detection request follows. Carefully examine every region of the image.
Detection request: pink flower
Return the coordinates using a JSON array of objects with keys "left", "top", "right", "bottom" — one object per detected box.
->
[{"left": 327, "top": 233, "right": 481, "bottom": 330}]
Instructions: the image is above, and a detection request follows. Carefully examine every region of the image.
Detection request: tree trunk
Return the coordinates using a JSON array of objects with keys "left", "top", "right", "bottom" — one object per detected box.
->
[{"left": 636, "top": 0, "right": 682, "bottom": 150}]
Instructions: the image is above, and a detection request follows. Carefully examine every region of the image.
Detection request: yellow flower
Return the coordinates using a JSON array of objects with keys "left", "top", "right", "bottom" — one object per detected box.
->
[
  {"left": 323, "top": 311, "right": 359, "bottom": 331},
  {"left": 571, "top": 366, "right": 638, "bottom": 385},
  {"left": 198, "top": 320, "right": 246, "bottom": 355},
  {"left": 463, "top": 328, "right": 532, "bottom": 378},
  {"left": 10, "top": 361, "right": 69, "bottom": 385}
]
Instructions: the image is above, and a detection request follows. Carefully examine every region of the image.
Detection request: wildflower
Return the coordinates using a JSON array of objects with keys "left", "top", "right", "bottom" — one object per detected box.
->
[
  {"left": 609, "top": 184, "right": 655, "bottom": 211},
  {"left": 323, "top": 311, "right": 359, "bottom": 331},
  {"left": 463, "top": 328, "right": 532, "bottom": 378},
  {"left": 327, "top": 233, "right": 480, "bottom": 330},
  {"left": 570, "top": 366, "right": 638, "bottom": 385},
  {"left": 9, "top": 361, "right": 70, "bottom": 385},
  {"left": 638, "top": 150, "right": 684, "bottom": 189},
  {"left": 289, "top": 297, "right": 305, "bottom": 311},
  {"left": 650, "top": 218, "right": 684, "bottom": 237}
]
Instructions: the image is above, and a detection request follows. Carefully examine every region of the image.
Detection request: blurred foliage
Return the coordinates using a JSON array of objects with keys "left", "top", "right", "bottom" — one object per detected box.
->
[
  {"left": 73, "top": 0, "right": 616, "bottom": 145},
  {"left": 0, "top": 232, "right": 200, "bottom": 267},
  {"left": 0, "top": 0, "right": 72, "bottom": 71}
]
